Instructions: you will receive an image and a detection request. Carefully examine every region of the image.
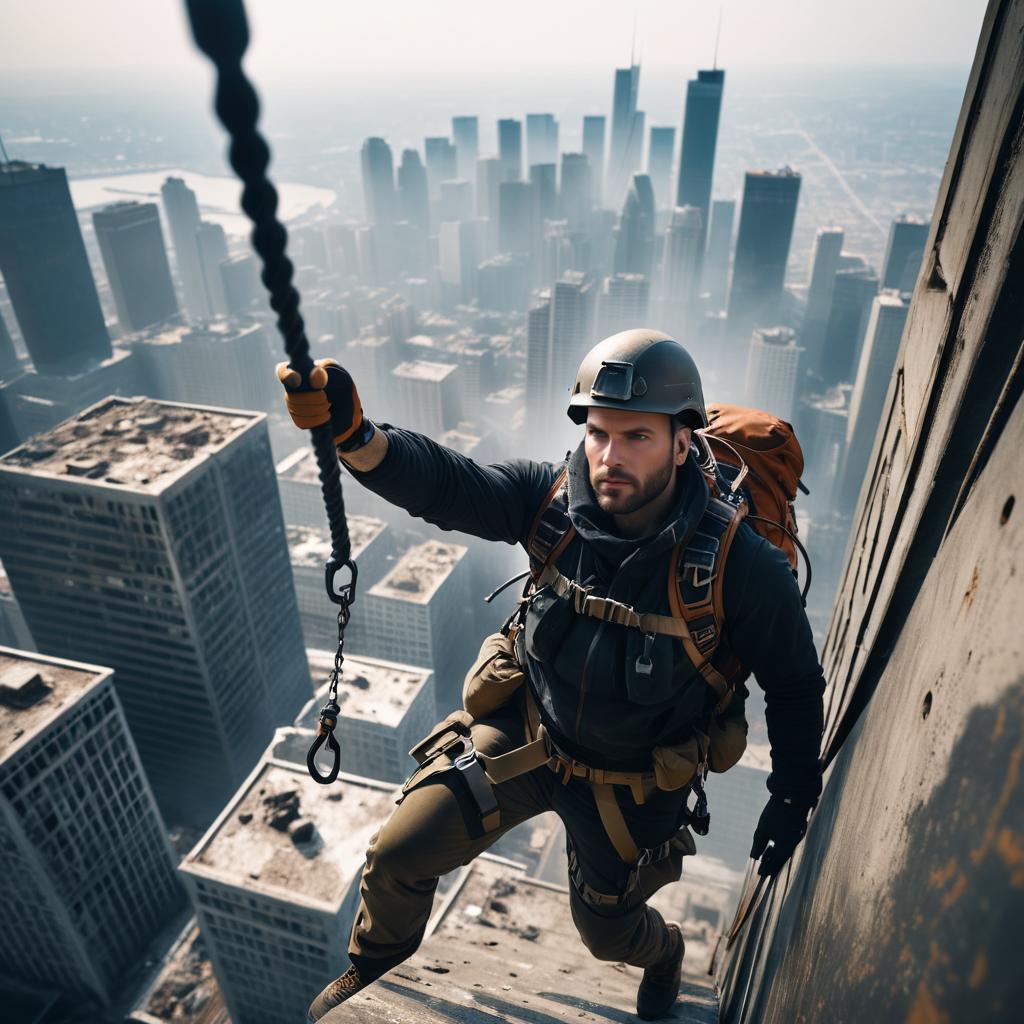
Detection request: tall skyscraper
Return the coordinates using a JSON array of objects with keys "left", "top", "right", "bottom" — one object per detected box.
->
[
  {"left": 613, "top": 174, "right": 656, "bottom": 277},
  {"left": 0, "top": 397, "right": 313, "bottom": 823},
  {"left": 526, "top": 113, "right": 559, "bottom": 168},
  {"left": 497, "top": 119, "right": 523, "bottom": 182},
  {"left": 818, "top": 267, "right": 879, "bottom": 387},
  {"left": 195, "top": 220, "right": 230, "bottom": 317},
  {"left": 647, "top": 126, "right": 676, "bottom": 210},
  {"left": 220, "top": 252, "right": 263, "bottom": 316},
  {"left": 0, "top": 161, "right": 110, "bottom": 373},
  {"left": 498, "top": 180, "right": 533, "bottom": 254},
  {"left": 744, "top": 326, "right": 804, "bottom": 421},
  {"left": 439, "top": 180, "right": 473, "bottom": 223},
  {"left": 451, "top": 115, "right": 480, "bottom": 181},
  {"left": 360, "top": 137, "right": 397, "bottom": 225},
  {"left": 361, "top": 539, "right": 471, "bottom": 705},
  {"left": 802, "top": 227, "right": 845, "bottom": 369},
  {"left": 530, "top": 162, "right": 558, "bottom": 225},
  {"left": 834, "top": 291, "right": 910, "bottom": 510},
  {"left": 608, "top": 64, "right": 641, "bottom": 206},
  {"left": 525, "top": 295, "right": 552, "bottom": 433},
  {"left": 161, "top": 176, "right": 208, "bottom": 320},
  {"left": 549, "top": 271, "right": 595, "bottom": 408},
  {"left": 294, "top": 653, "right": 436, "bottom": 784},
  {"left": 559, "top": 153, "right": 592, "bottom": 231},
  {"left": 180, "top": 759, "right": 397, "bottom": 1024},
  {"left": 582, "top": 115, "right": 606, "bottom": 207},
  {"left": 727, "top": 167, "right": 802, "bottom": 342},
  {"left": 392, "top": 360, "right": 462, "bottom": 435},
  {"left": 92, "top": 201, "right": 179, "bottom": 334},
  {"left": 702, "top": 198, "right": 735, "bottom": 309},
  {"left": 598, "top": 272, "right": 650, "bottom": 337},
  {"left": 675, "top": 69, "right": 726, "bottom": 257},
  {"left": 424, "top": 136, "right": 457, "bottom": 201},
  {"left": 397, "top": 149, "right": 430, "bottom": 233},
  {"left": 880, "top": 215, "right": 930, "bottom": 292},
  {"left": 0, "top": 647, "right": 182, "bottom": 999},
  {"left": 439, "top": 220, "right": 478, "bottom": 305},
  {"left": 475, "top": 157, "right": 502, "bottom": 220},
  {"left": 661, "top": 205, "right": 704, "bottom": 334}
]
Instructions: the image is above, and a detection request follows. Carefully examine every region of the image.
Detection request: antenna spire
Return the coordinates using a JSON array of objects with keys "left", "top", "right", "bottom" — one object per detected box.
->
[
  {"left": 630, "top": 13, "right": 637, "bottom": 67},
  {"left": 713, "top": 7, "right": 723, "bottom": 70}
]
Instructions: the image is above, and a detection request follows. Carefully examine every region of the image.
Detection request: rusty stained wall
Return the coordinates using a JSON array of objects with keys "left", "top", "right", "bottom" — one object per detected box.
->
[{"left": 718, "top": 0, "right": 1024, "bottom": 1020}]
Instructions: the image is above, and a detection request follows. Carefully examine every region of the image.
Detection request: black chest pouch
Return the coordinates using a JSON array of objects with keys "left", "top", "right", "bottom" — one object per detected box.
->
[{"left": 524, "top": 586, "right": 575, "bottom": 664}]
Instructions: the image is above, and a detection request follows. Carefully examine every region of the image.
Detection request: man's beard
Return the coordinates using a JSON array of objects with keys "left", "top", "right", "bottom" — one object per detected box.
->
[{"left": 592, "top": 456, "right": 675, "bottom": 515}]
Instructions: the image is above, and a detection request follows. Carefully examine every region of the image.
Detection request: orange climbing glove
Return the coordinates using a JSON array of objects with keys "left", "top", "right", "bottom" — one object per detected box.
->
[{"left": 275, "top": 358, "right": 375, "bottom": 452}]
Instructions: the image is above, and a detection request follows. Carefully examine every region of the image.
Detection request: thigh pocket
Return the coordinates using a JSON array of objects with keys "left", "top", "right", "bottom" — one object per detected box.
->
[{"left": 634, "top": 826, "right": 697, "bottom": 903}]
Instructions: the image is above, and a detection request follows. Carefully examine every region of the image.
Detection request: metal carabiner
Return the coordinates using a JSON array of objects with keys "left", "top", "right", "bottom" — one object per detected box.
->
[{"left": 306, "top": 697, "right": 341, "bottom": 785}]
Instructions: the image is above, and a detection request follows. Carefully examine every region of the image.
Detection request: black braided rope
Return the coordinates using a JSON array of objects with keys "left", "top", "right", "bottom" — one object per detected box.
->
[{"left": 184, "top": 0, "right": 350, "bottom": 565}]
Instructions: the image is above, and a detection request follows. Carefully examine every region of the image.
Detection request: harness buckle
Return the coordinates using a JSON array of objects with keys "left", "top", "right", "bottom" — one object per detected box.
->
[
  {"left": 635, "top": 631, "right": 657, "bottom": 676},
  {"left": 691, "top": 565, "right": 717, "bottom": 589}
]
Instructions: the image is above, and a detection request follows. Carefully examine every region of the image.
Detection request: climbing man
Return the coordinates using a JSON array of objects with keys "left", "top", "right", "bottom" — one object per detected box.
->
[{"left": 277, "top": 328, "right": 825, "bottom": 1021}]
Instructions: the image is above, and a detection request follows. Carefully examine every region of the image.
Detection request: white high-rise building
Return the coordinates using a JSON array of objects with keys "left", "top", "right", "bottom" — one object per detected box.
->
[
  {"left": 661, "top": 205, "right": 703, "bottom": 333},
  {"left": 287, "top": 519, "right": 392, "bottom": 652},
  {"left": 391, "top": 359, "right": 462, "bottom": 436},
  {"left": 179, "top": 757, "right": 396, "bottom": 1024},
  {"left": 834, "top": 291, "right": 910, "bottom": 511},
  {"left": 0, "top": 647, "right": 181, "bottom": 999},
  {"left": 297, "top": 651, "right": 436, "bottom": 783},
  {"left": 361, "top": 540, "right": 471, "bottom": 709},
  {"left": 744, "top": 326, "right": 804, "bottom": 422},
  {"left": 0, "top": 397, "right": 312, "bottom": 823}
]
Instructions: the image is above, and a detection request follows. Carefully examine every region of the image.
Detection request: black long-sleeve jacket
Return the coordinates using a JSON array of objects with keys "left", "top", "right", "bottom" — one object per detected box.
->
[{"left": 350, "top": 424, "right": 825, "bottom": 806}]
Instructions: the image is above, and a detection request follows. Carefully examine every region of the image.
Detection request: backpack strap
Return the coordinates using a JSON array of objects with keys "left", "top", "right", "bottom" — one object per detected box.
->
[
  {"left": 526, "top": 466, "right": 576, "bottom": 579},
  {"left": 668, "top": 496, "right": 747, "bottom": 704}
]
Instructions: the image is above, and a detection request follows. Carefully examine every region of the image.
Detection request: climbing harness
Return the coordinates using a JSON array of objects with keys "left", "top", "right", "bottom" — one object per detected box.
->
[{"left": 183, "top": 0, "right": 356, "bottom": 785}]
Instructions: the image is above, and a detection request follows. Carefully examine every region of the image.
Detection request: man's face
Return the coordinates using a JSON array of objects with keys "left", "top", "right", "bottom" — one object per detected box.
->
[{"left": 584, "top": 407, "right": 692, "bottom": 516}]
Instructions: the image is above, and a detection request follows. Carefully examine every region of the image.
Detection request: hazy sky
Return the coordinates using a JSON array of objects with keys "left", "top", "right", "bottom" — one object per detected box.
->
[{"left": 1, "top": 0, "right": 988, "bottom": 85}]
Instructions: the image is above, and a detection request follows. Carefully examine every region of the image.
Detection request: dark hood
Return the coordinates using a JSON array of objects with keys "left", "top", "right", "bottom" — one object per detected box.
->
[{"left": 563, "top": 441, "right": 711, "bottom": 584}]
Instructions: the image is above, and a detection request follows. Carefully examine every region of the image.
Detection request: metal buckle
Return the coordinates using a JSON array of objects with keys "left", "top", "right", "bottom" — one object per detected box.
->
[
  {"left": 453, "top": 748, "right": 477, "bottom": 773},
  {"left": 691, "top": 565, "right": 717, "bottom": 588}
]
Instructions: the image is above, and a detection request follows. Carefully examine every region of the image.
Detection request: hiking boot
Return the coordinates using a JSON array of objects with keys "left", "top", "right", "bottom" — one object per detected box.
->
[
  {"left": 307, "top": 964, "right": 365, "bottom": 1022},
  {"left": 636, "top": 921, "right": 684, "bottom": 1020}
]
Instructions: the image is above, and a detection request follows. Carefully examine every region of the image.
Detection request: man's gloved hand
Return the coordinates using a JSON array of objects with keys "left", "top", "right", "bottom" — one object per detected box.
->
[
  {"left": 750, "top": 794, "right": 812, "bottom": 877},
  {"left": 275, "top": 358, "right": 375, "bottom": 452}
]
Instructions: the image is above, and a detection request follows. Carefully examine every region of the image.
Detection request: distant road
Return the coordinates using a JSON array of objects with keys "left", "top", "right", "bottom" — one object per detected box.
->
[{"left": 777, "top": 118, "right": 888, "bottom": 239}]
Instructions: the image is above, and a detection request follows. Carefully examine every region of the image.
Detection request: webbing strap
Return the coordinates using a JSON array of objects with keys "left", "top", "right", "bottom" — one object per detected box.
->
[
  {"left": 591, "top": 782, "right": 640, "bottom": 862},
  {"left": 537, "top": 565, "right": 691, "bottom": 639}
]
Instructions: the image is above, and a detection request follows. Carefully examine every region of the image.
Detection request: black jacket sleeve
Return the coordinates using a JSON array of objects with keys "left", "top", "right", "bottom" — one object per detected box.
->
[
  {"left": 723, "top": 526, "right": 825, "bottom": 807},
  {"left": 346, "top": 424, "right": 558, "bottom": 547}
]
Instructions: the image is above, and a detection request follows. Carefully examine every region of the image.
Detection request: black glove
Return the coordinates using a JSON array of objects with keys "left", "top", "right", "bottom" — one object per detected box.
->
[
  {"left": 750, "top": 794, "right": 811, "bottom": 877},
  {"left": 276, "top": 358, "right": 374, "bottom": 452}
]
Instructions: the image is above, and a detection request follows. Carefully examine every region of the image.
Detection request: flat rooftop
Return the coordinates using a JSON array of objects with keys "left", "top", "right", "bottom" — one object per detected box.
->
[
  {"left": 0, "top": 647, "right": 109, "bottom": 764},
  {"left": 336, "top": 856, "right": 720, "bottom": 1023},
  {"left": 440, "top": 428, "right": 484, "bottom": 456},
  {"left": 369, "top": 540, "right": 467, "bottom": 604},
  {"left": 184, "top": 760, "right": 397, "bottom": 910},
  {"left": 739, "top": 741, "right": 771, "bottom": 773},
  {"left": 392, "top": 359, "right": 457, "bottom": 383},
  {"left": 0, "top": 396, "right": 257, "bottom": 494},
  {"left": 305, "top": 650, "right": 431, "bottom": 728},
  {"left": 287, "top": 517, "right": 386, "bottom": 568}
]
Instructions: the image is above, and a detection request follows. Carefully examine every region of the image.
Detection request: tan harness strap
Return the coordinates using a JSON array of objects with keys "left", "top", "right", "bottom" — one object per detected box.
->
[{"left": 591, "top": 782, "right": 641, "bottom": 862}]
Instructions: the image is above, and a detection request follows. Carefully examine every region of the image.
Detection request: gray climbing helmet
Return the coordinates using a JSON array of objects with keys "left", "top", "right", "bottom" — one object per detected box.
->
[{"left": 567, "top": 328, "right": 707, "bottom": 428}]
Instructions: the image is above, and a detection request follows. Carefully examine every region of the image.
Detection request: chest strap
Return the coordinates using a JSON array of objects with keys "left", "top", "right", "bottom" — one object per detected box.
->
[{"left": 535, "top": 563, "right": 731, "bottom": 703}]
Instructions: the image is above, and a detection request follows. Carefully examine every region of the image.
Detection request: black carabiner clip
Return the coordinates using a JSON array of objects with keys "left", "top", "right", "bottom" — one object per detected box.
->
[{"left": 306, "top": 698, "right": 341, "bottom": 785}]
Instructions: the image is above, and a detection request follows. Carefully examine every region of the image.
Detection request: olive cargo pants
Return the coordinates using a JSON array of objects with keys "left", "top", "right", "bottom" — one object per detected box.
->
[{"left": 346, "top": 697, "right": 692, "bottom": 983}]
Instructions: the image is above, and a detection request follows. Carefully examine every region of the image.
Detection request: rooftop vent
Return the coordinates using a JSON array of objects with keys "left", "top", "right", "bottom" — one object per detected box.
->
[{"left": 0, "top": 665, "right": 53, "bottom": 709}]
